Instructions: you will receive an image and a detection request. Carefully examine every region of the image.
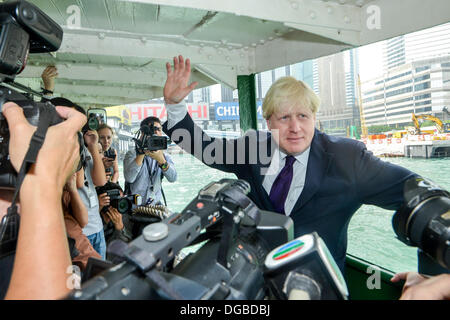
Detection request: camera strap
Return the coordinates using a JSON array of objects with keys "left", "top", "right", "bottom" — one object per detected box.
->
[{"left": 0, "top": 105, "right": 53, "bottom": 249}]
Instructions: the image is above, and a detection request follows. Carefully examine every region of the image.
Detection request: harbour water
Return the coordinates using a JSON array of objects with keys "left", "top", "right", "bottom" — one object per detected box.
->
[{"left": 119, "top": 154, "right": 449, "bottom": 274}]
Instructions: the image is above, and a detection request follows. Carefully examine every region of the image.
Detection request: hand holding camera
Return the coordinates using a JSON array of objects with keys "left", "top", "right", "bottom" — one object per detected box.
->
[
  {"left": 144, "top": 149, "right": 165, "bottom": 164},
  {"left": 3, "top": 102, "right": 86, "bottom": 190},
  {"left": 104, "top": 207, "right": 124, "bottom": 231},
  {"left": 98, "top": 192, "right": 110, "bottom": 208}
]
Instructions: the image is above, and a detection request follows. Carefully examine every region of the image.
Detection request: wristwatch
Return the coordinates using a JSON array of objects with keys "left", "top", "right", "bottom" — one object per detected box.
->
[{"left": 159, "top": 161, "right": 169, "bottom": 170}]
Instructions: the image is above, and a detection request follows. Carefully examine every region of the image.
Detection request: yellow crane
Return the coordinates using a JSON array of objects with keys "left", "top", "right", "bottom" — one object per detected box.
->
[{"left": 411, "top": 113, "right": 450, "bottom": 134}]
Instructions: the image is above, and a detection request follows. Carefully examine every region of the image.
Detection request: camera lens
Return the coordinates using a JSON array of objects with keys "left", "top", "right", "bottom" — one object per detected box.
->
[
  {"left": 117, "top": 198, "right": 130, "bottom": 214},
  {"left": 88, "top": 116, "right": 99, "bottom": 131},
  {"left": 392, "top": 177, "right": 450, "bottom": 269}
]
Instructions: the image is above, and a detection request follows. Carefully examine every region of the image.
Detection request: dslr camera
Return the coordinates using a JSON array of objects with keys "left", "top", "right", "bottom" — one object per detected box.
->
[
  {"left": 104, "top": 147, "right": 116, "bottom": 161},
  {"left": 133, "top": 122, "right": 168, "bottom": 153},
  {"left": 96, "top": 184, "right": 142, "bottom": 215}
]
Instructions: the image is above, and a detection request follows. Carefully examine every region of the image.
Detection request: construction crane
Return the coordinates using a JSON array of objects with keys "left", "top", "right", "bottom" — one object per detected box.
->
[
  {"left": 411, "top": 113, "right": 450, "bottom": 134},
  {"left": 357, "top": 75, "right": 368, "bottom": 137}
]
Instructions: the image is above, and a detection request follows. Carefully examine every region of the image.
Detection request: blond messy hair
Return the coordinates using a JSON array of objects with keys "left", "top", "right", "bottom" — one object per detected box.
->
[{"left": 262, "top": 76, "right": 320, "bottom": 119}]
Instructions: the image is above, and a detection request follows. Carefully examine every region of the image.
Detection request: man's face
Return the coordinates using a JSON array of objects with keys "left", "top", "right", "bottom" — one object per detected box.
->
[
  {"left": 152, "top": 122, "right": 163, "bottom": 136},
  {"left": 266, "top": 102, "right": 316, "bottom": 155}
]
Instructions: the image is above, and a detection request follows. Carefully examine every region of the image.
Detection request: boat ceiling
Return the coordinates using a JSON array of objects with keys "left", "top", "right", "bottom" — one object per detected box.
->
[{"left": 15, "top": 0, "right": 450, "bottom": 107}]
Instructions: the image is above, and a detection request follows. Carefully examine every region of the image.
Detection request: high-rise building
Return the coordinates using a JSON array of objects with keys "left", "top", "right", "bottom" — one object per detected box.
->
[
  {"left": 314, "top": 51, "right": 356, "bottom": 135},
  {"left": 361, "top": 55, "right": 450, "bottom": 127},
  {"left": 384, "top": 22, "right": 450, "bottom": 72},
  {"left": 360, "top": 22, "right": 450, "bottom": 128}
]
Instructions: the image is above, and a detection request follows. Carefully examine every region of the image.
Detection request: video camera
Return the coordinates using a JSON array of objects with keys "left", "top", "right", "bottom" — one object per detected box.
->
[
  {"left": 68, "top": 179, "right": 348, "bottom": 300},
  {"left": 96, "top": 184, "right": 142, "bottom": 215},
  {"left": 392, "top": 176, "right": 450, "bottom": 270},
  {"left": 133, "top": 122, "right": 168, "bottom": 153}
]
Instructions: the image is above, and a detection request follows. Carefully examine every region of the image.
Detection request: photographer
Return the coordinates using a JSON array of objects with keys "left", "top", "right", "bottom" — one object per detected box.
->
[
  {"left": 97, "top": 182, "right": 133, "bottom": 246},
  {"left": 0, "top": 102, "right": 86, "bottom": 299},
  {"left": 123, "top": 117, "right": 177, "bottom": 206},
  {"left": 63, "top": 172, "right": 101, "bottom": 272},
  {"left": 97, "top": 123, "right": 120, "bottom": 184},
  {"left": 391, "top": 272, "right": 450, "bottom": 300},
  {"left": 48, "top": 98, "right": 107, "bottom": 259}
]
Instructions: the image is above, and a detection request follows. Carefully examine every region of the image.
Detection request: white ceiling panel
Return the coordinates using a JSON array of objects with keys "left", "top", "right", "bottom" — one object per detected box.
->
[{"left": 10, "top": 0, "right": 450, "bottom": 107}]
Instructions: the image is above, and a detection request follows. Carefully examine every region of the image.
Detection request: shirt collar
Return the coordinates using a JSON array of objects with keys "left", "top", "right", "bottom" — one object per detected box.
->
[{"left": 278, "top": 147, "right": 311, "bottom": 166}]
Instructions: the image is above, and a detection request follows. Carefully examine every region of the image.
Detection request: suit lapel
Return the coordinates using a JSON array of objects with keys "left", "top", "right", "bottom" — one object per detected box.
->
[{"left": 291, "top": 130, "right": 334, "bottom": 212}]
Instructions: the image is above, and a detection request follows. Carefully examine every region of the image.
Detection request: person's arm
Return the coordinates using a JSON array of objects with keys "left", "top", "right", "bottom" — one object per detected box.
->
[
  {"left": 76, "top": 167, "right": 84, "bottom": 189},
  {"left": 84, "top": 130, "right": 107, "bottom": 187},
  {"left": 160, "top": 153, "right": 177, "bottom": 182},
  {"left": 106, "top": 208, "right": 132, "bottom": 243},
  {"left": 123, "top": 149, "right": 142, "bottom": 183},
  {"left": 391, "top": 272, "right": 450, "bottom": 300},
  {"left": 98, "top": 193, "right": 110, "bottom": 213},
  {"left": 163, "top": 55, "right": 241, "bottom": 174},
  {"left": 66, "top": 174, "right": 88, "bottom": 228},
  {"left": 352, "top": 141, "right": 416, "bottom": 209},
  {"left": 41, "top": 66, "right": 58, "bottom": 97},
  {"left": 111, "top": 149, "right": 119, "bottom": 183},
  {"left": 2, "top": 102, "right": 86, "bottom": 300}
]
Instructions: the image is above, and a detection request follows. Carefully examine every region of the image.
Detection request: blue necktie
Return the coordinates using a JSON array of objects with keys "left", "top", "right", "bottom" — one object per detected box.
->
[{"left": 269, "top": 155, "right": 296, "bottom": 214}]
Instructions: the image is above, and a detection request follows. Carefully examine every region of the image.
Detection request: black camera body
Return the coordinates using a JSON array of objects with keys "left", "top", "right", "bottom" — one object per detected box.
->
[
  {"left": 96, "top": 185, "right": 142, "bottom": 215},
  {"left": 393, "top": 177, "right": 450, "bottom": 269},
  {"left": 134, "top": 123, "right": 168, "bottom": 153},
  {"left": 104, "top": 147, "right": 116, "bottom": 161},
  {"left": 0, "top": 1, "right": 66, "bottom": 190},
  {"left": 0, "top": 1, "right": 62, "bottom": 80}
]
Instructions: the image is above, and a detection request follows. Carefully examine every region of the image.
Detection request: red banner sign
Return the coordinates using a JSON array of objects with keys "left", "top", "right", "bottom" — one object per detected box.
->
[{"left": 127, "top": 103, "right": 210, "bottom": 124}]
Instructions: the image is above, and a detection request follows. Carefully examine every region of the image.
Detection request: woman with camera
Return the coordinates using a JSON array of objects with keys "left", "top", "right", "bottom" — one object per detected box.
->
[{"left": 97, "top": 124, "right": 120, "bottom": 184}]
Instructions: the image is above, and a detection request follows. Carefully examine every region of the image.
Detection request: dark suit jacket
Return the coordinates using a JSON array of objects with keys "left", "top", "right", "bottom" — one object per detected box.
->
[{"left": 164, "top": 113, "right": 416, "bottom": 272}]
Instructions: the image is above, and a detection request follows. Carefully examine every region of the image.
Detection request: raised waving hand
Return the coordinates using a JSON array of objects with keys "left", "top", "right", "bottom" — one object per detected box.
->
[{"left": 164, "top": 55, "right": 198, "bottom": 105}]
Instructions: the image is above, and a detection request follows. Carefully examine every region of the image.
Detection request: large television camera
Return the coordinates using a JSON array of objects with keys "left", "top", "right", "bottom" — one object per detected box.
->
[
  {"left": 392, "top": 176, "right": 450, "bottom": 270},
  {"left": 68, "top": 179, "right": 348, "bottom": 300}
]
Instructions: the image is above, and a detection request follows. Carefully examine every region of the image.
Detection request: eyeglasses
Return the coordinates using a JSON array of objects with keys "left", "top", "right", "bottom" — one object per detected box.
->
[{"left": 154, "top": 127, "right": 162, "bottom": 132}]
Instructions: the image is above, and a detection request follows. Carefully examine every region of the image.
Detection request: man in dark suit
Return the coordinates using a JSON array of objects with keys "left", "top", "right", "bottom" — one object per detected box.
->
[{"left": 162, "top": 55, "right": 416, "bottom": 273}]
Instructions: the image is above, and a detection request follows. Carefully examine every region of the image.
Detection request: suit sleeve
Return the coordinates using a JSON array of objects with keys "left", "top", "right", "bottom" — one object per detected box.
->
[
  {"left": 353, "top": 142, "right": 417, "bottom": 210},
  {"left": 163, "top": 104, "right": 244, "bottom": 174}
]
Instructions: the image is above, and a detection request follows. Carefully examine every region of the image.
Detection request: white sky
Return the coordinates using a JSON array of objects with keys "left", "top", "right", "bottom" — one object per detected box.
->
[{"left": 358, "top": 40, "right": 385, "bottom": 82}]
